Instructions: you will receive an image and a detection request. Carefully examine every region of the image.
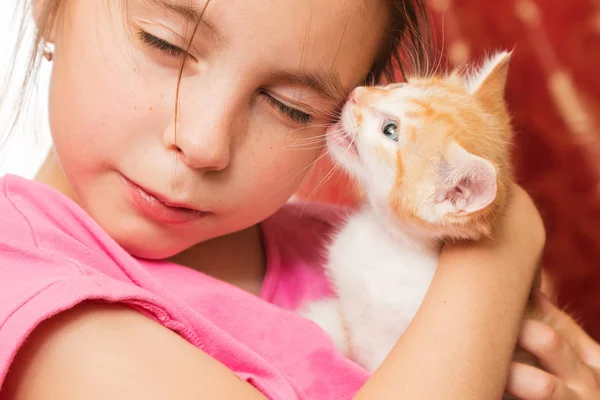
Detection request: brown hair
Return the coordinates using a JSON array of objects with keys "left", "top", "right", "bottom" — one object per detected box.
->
[{"left": 1, "top": 0, "right": 430, "bottom": 137}]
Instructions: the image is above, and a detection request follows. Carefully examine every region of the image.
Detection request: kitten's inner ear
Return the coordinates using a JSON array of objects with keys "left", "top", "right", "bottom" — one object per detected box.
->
[
  {"left": 465, "top": 51, "right": 512, "bottom": 100},
  {"left": 435, "top": 141, "right": 497, "bottom": 216}
]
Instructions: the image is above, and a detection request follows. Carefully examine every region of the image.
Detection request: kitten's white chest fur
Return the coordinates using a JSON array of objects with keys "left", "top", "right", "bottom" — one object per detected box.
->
[{"left": 303, "top": 208, "right": 440, "bottom": 371}]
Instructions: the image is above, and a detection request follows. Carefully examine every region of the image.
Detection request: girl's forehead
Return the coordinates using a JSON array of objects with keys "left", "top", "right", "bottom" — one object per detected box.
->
[{"left": 125, "top": 0, "right": 389, "bottom": 88}]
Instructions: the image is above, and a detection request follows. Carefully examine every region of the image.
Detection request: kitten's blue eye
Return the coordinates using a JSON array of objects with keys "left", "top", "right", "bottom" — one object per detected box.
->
[{"left": 382, "top": 120, "right": 399, "bottom": 142}]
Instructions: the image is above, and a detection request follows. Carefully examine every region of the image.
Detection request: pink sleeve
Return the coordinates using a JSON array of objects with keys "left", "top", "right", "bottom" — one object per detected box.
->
[
  {"left": 0, "top": 177, "right": 371, "bottom": 399},
  {"left": 0, "top": 238, "right": 171, "bottom": 387}
]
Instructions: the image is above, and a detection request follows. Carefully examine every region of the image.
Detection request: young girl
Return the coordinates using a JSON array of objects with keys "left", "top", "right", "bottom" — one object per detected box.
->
[{"left": 1, "top": 0, "right": 598, "bottom": 399}]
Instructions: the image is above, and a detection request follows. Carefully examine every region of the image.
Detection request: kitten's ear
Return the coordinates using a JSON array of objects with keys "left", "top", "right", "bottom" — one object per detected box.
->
[
  {"left": 465, "top": 51, "right": 512, "bottom": 99},
  {"left": 435, "top": 141, "right": 497, "bottom": 216}
]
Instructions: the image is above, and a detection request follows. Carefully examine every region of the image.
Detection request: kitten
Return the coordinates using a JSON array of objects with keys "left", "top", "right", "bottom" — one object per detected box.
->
[{"left": 301, "top": 51, "right": 543, "bottom": 399}]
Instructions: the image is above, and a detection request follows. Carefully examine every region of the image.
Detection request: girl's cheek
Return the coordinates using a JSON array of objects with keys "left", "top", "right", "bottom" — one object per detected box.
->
[{"left": 241, "top": 124, "right": 322, "bottom": 199}]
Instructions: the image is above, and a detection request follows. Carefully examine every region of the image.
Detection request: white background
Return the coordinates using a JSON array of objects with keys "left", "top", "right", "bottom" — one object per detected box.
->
[{"left": 0, "top": 0, "right": 52, "bottom": 178}]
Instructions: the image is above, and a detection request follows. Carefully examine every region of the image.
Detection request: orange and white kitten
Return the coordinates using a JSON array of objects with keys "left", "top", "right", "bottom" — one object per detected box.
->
[{"left": 302, "top": 52, "right": 521, "bottom": 374}]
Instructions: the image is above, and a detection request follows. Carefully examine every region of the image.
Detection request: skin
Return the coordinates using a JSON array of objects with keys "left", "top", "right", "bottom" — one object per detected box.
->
[
  {"left": 2, "top": 0, "right": 599, "bottom": 398},
  {"left": 507, "top": 292, "right": 600, "bottom": 399},
  {"left": 38, "top": 0, "right": 385, "bottom": 264}
]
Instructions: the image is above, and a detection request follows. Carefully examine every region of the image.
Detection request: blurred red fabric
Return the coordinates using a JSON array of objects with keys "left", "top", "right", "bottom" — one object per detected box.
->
[{"left": 296, "top": 0, "right": 600, "bottom": 339}]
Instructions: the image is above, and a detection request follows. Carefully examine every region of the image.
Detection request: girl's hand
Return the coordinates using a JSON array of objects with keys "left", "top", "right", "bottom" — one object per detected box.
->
[
  {"left": 506, "top": 291, "right": 600, "bottom": 399},
  {"left": 355, "top": 185, "right": 547, "bottom": 400}
]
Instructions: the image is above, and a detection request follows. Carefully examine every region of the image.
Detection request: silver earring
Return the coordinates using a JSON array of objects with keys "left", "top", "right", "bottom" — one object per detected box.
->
[{"left": 42, "top": 42, "right": 54, "bottom": 61}]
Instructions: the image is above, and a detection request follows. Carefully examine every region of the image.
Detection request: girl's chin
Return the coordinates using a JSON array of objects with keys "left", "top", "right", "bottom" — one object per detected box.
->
[
  {"left": 119, "top": 237, "right": 189, "bottom": 260},
  {"left": 97, "top": 215, "right": 194, "bottom": 260}
]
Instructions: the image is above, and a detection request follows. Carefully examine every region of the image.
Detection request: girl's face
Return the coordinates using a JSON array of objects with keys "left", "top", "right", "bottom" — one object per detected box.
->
[{"left": 44, "top": 0, "right": 387, "bottom": 258}]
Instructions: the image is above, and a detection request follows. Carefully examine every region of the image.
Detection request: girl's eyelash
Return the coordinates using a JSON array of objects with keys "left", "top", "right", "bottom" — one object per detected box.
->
[
  {"left": 262, "top": 93, "right": 312, "bottom": 125},
  {"left": 137, "top": 33, "right": 310, "bottom": 126},
  {"left": 138, "top": 31, "right": 186, "bottom": 58}
]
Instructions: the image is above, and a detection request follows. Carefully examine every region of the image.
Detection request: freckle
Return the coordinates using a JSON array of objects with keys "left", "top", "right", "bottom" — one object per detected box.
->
[
  {"left": 160, "top": 93, "right": 165, "bottom": 100},
  {"left": 133, "top": 106, "right": 137, "bottom": 110},
  {"left": 132, "top": 67, "right": 138, "bottom": 73},
  {"left": 149, "top": 106, "right": 153, "bottom": 111}
]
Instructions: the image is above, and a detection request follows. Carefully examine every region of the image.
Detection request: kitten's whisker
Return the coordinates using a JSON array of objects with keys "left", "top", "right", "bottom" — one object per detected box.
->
[
  {"left": 365, "top": 71, "right": 376, "bottom": 87},
  {"left": 297, "top": 129, "right": 357, "bottom": 210},
  {"left": 286, "top": 123, "right": 337, "bottom": 135},
  {"left": 285, "top": 144, "right": 329, "bottom": 151},
  {"left": 432, "top": 10, "right": 448, "bottom": 78},
  {"left": 284, "top": 139, "right": 326, "bottom": 149},
  {"left": 283, "top": 125, "right": 346, "bottom": 148},
  {"left": 286, "top": 140, "right": 327, "bottom": 148},
  {"left": 400, "top": 11, "right": 424, "bottom": 76},
  {"left": 286, "top": 135, "right": 330, "bottom": 144},
  {"left": 289, "top": 146, "right": 336, "bottom": 183},
  {"left": 400, "top": 40, "right": 418, "bottom": 79},
  {"left": 401, "top": 7, "right": 430, "bottom": 77},
  {"left": 398, "top": 28, "right": 421, "bottom": 79},
  {"left": 302, "top": 159, "right": 341, "bottom": 210}
]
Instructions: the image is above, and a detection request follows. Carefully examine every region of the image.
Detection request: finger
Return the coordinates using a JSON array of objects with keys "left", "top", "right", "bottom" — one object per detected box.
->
[
  {"left": 506, "top": 362, "right": 576, "bottom": 400},
  {"left": 536, "top": 291, "right": 600, "bottom": 368},
  {"left": 520, "top": 318, "right": 595, "bottom": 385}
]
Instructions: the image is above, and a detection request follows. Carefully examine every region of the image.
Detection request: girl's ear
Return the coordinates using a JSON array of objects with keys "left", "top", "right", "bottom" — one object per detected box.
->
[{"left": 434, "top": 141, "right": 498, "bottom": 217}]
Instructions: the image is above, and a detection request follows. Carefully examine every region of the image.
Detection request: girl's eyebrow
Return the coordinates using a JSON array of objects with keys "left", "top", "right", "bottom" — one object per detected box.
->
[
  {"left": 147, "top": 0, "right": 349, "bottom": 103},
  {"left": 267, "top": 70, "right": 348, "bottom": 103},
  {"left": 146, "top": 0, "right": 227, "bottom": 47}
]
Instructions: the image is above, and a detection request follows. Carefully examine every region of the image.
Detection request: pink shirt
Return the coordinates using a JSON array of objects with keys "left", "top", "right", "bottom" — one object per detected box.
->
[{"left": 0, "top": 175, "right": 369, "bottom": 399}]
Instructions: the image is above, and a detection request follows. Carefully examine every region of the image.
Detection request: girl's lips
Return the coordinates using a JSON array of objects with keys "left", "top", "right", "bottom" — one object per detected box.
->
[{"left": 121, "top": 175, "right": 208, "bottom": 225}]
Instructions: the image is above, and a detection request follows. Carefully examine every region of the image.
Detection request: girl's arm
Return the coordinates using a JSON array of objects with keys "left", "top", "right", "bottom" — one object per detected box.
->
[
  {"left": 356, "top": 184, "right": 545, "bottom": 399},
  {"left": 5, "top": 185, "right": 543, "bottom": 400},
  {"left": 4, "top": 303, "right": 268, "bottom": 400}
]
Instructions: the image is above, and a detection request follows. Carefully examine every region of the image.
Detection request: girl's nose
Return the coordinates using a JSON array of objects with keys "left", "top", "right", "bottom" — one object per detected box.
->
[
  {"left": 164, "top": 122, "right": 232, "bottom": 172},
  {"left": 175, "top": 134, "right": 230, "bottom": 172},
  {"left": 162, "top": 76, "right": 241, "bottom": 172}
]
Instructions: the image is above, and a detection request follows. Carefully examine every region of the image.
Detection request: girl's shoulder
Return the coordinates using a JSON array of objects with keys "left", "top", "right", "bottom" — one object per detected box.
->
[
  {"left": 0, "top": 174, "right": 107, "bottom": 247},
  {"left": 0, "top": 174, "right": 135, "bottom": 273},
  {"left": 0, "top": 174, "right": 54, "bottom": 246},
  {"left": 0, "top": 175, "right": 176, "bottom": 387},
  {"left": 260, "top": 200, "right": 352, "bottom": 310}
]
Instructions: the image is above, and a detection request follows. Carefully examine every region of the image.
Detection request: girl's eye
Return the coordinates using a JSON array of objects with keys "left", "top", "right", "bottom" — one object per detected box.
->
[
  {"left": 138, "top": 31, "right": 187, "bottom": 59},
  {"left": 262, "top": 92, "right": 312, "bottom": 125},
  {"left": 382, "top": 120, "right": 399, "bottom": 142}
]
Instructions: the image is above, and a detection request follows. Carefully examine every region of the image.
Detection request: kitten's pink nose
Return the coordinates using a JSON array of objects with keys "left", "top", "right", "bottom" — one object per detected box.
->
[{"left": 349, "top": 87, "right": 365, "bottom": 104}]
